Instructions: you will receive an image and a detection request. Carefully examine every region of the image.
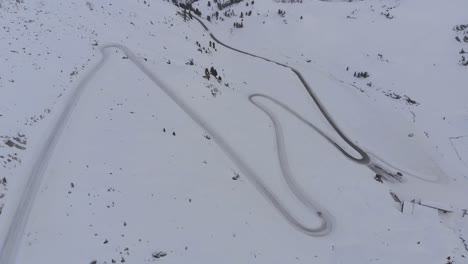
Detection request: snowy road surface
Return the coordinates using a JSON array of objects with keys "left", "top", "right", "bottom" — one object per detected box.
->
[
  {"left": 2, "top": 17, "right": 447, "bottom": 264},
  {"left": 192, "top": 14, "right": 448, "bottom": 184},
  {"left": 1, "top": 0, "right": 467, "bottom": 263}
]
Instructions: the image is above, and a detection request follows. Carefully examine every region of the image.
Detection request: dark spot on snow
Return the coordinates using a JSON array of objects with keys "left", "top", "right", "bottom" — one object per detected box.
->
[
  {"left": 383, "top": 91, "right": 419, "bottom": 106},
  {"left": 152, "top": 251, "right": 167, "bottom": 259},
  {"left": 374, "top": 174, "right": 383, "bottom": 183},
  {"left": 404, "top": 96, "right": 418, "bottom": 105},
  {"left": 4, "top": 139, "right": 25, "bottom": 150}
]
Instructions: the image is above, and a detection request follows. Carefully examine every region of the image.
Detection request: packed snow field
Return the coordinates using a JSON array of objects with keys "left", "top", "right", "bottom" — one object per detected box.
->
[{"left": 0, "top": 0, "right": 467, "bottom": 263}]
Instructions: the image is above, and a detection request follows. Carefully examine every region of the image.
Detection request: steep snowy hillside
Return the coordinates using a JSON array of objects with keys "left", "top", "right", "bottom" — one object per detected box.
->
[{"left": 0, "top": 0, "right": 467, "bottom": 263}]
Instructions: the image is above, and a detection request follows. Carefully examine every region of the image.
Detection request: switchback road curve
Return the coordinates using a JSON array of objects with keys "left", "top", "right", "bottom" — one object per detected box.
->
[
  {"left": 0, "top": 12, "right": 446, "bottom": 264},
  {"left": 1, "top": 44, "right": 332, "bottom": 264},
  {"left": 189, "top": 13, "right": 446, "bottom": 184}
]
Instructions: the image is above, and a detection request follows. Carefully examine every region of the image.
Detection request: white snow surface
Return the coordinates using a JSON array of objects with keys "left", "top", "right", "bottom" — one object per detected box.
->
[{"left": 0, "top": 0, "right": 467, "bottom": 263}]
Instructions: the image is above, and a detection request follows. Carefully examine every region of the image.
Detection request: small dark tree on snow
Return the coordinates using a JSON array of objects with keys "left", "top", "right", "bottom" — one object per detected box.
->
[
  {"left": 212, "top": 42, "right": 216, "bottom": 49},
  {"left": 234, "top": 22, "right": 243, "bottom": 28},
  {"left": 208, "top": 1, "right": 211, "bottom": 7},
  {"left": 240, "top": 12, "right": 243, "bottom": 18},
  {"left": 207, "top": 15, "right": 211, "bottom": 21},
  {"left": 210, "top": 66, "right": 218, "bottom": 77},
  {"left": 354, "top": 71, "right": 370, "bottom": 78},
  {"left": 204, "top": 68, "right": 210, "bottom": 79}
]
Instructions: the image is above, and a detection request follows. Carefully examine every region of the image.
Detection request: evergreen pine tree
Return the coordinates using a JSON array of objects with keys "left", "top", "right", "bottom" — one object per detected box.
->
[{"left": 210, "top": 66, "right": 218, "bottom": 77}]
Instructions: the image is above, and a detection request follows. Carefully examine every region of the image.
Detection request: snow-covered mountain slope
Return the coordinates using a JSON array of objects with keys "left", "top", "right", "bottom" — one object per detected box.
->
[{"left": 0, "top": 0, "right": 467, "bottom": 263}]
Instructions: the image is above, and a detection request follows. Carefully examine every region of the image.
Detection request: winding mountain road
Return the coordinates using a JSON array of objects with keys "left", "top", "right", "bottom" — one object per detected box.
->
[
  {"left": 195, "top": 17, "right": 368, "bottom": 164},
  {"left": 0, "top": 12, "right": 445, "bottom": 264},
  {"left": 190, "top": 13, "right": 447, "bottom": 183},
  {"left": 0, "top": 44, "right": 329, "bottom": 264}
]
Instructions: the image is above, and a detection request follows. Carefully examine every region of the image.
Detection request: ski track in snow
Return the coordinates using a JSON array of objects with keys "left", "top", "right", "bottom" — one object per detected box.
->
[{"left": 0, "top": 13, "right": 449, "bottom": 264}]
